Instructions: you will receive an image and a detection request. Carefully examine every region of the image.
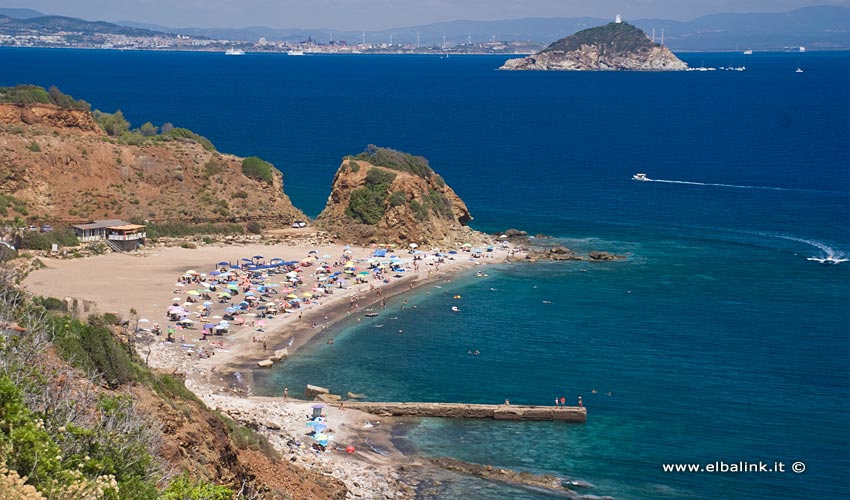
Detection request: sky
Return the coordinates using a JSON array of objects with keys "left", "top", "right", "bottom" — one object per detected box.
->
[{"left": 12, "top": 0, "right": 850, "bottom": 30}]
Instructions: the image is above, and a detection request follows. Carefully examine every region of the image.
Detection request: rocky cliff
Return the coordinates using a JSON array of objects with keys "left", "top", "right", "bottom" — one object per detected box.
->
[
  {"left": 0, "top": 101, "right": 306, "bottom": 225},
  {"left": 500, "top": 22, "right": 687, "bottom": 71},
  {"left": 316, "top": 146, "right": 483, "bottom": 246}
]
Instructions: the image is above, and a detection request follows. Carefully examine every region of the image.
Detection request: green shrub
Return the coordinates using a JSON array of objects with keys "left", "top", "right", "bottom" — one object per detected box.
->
[
  {"left": 389, "top": 190, "right": 407, "bottom": 207},
  {"left": 410, "top": 199, "right": 428, "bottom": 221},
  {"left": 181, "top": 242, "right": 198, "bottom": 249},
  {"left": 345, "top": 168, "right": 397, "bottom": 225},
  {"left": 160, "top": 474, "right": 232, "bottom": 500},
  {"left": 241, "top": 156, "right": 275, "bottom": 184},
  {"left": 138, "top": 121, "right": 157, "bottom": 137},
  {"left": 427, "top": 188, "right": 454, "bottom": 218},
  {"left": 0, "top": 84, "right": 52, "bottom": 104},
  {"left": 246, "top": 221, "right": 263, "bottom": 234},
  {"left": 93, "top": 109, "right": 130, "bottom": 137},
  {"left": 165, "top": 127, "right": 216, "bottom": 152},
  {"left": 51, "top": 315, "right": 135, "bottom": 388},
  {"left": 354, "top": 144, "right": 434, "bottom": 178},
  {"left": 27, "top": 141, "right": 41, "bottom": 152},
  {"left": 233, "top": 190, "right": 248, "bottom": 199},
  {"left": 38, "top": 296, "right": 67, "bottom": 312}
]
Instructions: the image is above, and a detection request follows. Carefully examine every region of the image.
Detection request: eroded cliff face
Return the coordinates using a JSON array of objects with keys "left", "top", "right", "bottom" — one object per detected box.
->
[
  {"left": 0, "top": 103, "right": 306, "bottom": 225},
  {"left": 500, "top": 22, "right": 687, "bottom": 71},
  {"left": 316, "top": 156, "right": 480, "bottom": 246}
]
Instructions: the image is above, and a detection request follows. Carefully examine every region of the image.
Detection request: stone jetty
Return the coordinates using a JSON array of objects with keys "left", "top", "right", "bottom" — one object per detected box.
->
[{"left": 341, "top": 402, "right": 586, "bottom": 422}]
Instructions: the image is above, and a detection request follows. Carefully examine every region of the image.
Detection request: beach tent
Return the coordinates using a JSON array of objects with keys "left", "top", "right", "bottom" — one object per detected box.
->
[{"left": 373, "top": 249, "right": 387, "bottom": 258}]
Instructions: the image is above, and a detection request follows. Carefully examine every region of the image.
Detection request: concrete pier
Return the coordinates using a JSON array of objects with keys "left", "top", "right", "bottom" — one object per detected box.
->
[{"left": 341, "top": 402, "right": 586, "bottom": 423}]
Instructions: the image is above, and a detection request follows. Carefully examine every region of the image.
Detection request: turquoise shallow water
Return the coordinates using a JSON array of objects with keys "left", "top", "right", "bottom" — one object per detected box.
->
[{"left": 2, "top": 48, "right": 849, "bottom": 499}]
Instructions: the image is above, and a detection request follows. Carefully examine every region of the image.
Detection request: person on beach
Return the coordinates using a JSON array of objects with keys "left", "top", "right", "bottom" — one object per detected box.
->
[
  {"left": 578, "top": 396, "right": 583, "bottom": 407},
  {"left": 504, "top": 399, "right": 510, "bottom": 406},
  {"left": 555, "top": 397, "right": 559, "bottom": 407},
  {"left": 560, "top": 396, "right": 566, "bottom": 407},
  {"left": 283, "top": 387, "right": 288, "bottom": 401}
]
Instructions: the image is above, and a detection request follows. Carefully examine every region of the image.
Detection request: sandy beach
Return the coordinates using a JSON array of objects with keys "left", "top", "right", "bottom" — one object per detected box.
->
[{"left": 24, "top": 234, "right": 514, "bottom": 499}]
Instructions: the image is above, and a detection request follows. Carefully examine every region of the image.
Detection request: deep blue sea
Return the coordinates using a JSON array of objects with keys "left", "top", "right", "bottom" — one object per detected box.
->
[{"left": 3, "top": 48, "right": 849, "bottom": 499}]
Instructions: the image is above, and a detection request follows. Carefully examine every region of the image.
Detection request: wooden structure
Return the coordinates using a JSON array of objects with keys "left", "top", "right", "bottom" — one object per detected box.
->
[{"left": 71, "top": 219, "right": 146, "bottom": 251}]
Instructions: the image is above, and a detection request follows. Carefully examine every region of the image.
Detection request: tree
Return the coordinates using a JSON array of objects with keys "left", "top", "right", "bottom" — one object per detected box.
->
[
  {"left": 138, "top": 122, "right": 158, "bottom": 137},
  {"left": 93, "top": 110, "right": 130, "bottom": 136}
]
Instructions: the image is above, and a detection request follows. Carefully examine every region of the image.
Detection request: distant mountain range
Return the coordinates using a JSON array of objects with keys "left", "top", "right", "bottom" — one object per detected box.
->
[
  {"left": 4, "top": 5, "right": 850, "bottom": 50},
  {"left": 0, "top": 10, "right": 177, "bottom": 38}
]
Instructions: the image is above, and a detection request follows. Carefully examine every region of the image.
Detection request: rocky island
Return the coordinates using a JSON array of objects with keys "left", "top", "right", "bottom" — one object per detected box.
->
[{"left": 500, "top": 20, "right": 687, "bottom": 71}]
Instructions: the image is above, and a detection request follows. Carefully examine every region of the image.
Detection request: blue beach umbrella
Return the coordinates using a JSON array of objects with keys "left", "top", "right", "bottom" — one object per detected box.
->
[{"left": 217, "top": 261, "right": 229, "bottom": 266}]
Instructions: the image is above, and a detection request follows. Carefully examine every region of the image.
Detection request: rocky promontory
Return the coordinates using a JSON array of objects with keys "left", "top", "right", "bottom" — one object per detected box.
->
[
  {"left": 0, "top": 85, "right": 306, "bottom": 225},
  {"left": 316, "top": 145, "right": 481, "bottom": 246},
  {"left": 500, "top": 21, "right": 687, "bottom": 71}
]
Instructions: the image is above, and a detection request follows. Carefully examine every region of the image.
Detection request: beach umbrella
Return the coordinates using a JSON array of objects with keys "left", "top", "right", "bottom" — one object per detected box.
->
[
  {"left": 228, "top": 284, "right": 239, "bottom": 291},
  {"left": 286, "top": 293, "right": 298, "bottom": 299},
  {"left": 171, "top": 297, "right": 182, "bottom": 302},
  {"left": 186, "top": 269, "right": 198, "bottom": 275},
  {"left": 138, "top": 318, "right": 150, "bottom": 323},
  {"left": 187, "top": 290, "right": 201, "bottom": 296},
  {"left": 409, "top": 243, "right": 418, "bottom": 248},
  {"left": 308, "top": 250, "right": 318, "bottom": 255},
  {"left": 174, "top": 283, "right": 185, "bottom": 287},
  {"left": 346, "top": 445, "right": 356, "bottom": 454},
  {"left": 245, "top": 291, "right": 256, "bottom": 296},
  {"left": 302, "top": 292, "right": 313, "bottom": 298}
]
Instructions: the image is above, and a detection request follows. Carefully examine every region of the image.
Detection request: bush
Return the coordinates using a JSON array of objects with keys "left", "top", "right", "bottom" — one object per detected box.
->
[
  {"left": 165, "top": 128, "right": 216, "bottom": 152},
  {"left": 181, "top": 242, "right": 198, "bottom": 249},
  {"left": 354, "top": 144, "right": 434, "bottom": 178},
  {"left": 0, "top": 84, "right": 52, "bottom": 105},
  {"left": 246, "top": 221, "right": 263, "bottom": 234},
  {"left": 93, "top": 109, "right": 130, "bottom": 137},
  {"left": 19, "top": 228, "right": 79, "bottom": 250},
  {"left": 38, "top": 296, "right": 67, "bottom": 312},
  {"left": 160, "top": 474, "right": 232, "bottom": 500},
  {"left": 389, "top": 190, "right": 407, "bottom": 207},
  {"left": 345, "top": 168, "right": 397, "bottom": 225},
  {"left": 241, "top": 157, "right": 275, "bottom": 184},
  {"left": 27, "top": 141, "right": 41, "bottom": 152},
  {"left": 52, "top": 315, "right": 136, "bottom": 388}
]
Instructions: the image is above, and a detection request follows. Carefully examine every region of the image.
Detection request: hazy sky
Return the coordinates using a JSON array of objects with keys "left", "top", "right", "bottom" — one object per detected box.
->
[{"left": 16, "top": 0, "right": 850, "bottom": 30}]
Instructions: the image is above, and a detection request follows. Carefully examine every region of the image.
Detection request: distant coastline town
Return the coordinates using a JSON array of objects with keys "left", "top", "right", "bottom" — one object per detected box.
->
[{"left": 0, "top": 16, "right": 542, "bottom": 55}]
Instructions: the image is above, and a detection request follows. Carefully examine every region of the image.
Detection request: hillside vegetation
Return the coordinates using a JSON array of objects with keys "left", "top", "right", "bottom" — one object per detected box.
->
[
  {"left": 0, "top": 269, "right": 346, "bottom": 499},
  {"left": 543, "top": 22, "right": 656, "bottom": 55}
]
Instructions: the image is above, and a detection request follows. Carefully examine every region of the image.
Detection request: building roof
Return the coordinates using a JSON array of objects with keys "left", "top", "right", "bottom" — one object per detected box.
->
[
  {"left": 71, "top": 219, "right": 130, "bottom": 231},
  {"left": 109, "top": 224, "right": 146, "bottom": 231}
]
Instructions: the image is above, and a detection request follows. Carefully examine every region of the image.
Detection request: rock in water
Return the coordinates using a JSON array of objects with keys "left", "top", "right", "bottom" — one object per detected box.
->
[
  {"left": 500, "top": 22, "right": 687, "bottom": 71},
  {"left": 315, "top": 145, "right": 478, "bottom": 245}
]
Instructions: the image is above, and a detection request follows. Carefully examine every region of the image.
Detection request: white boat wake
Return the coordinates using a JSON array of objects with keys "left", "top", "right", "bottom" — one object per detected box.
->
[
  {"left": 754, "top": 232, "right": 848, "bottom": 265},
  {"left": 645, "top": 178, "right": 792, "bottom": 191},
  {"left": 634, "top": 175, "right": 848, "bottom": 195}
]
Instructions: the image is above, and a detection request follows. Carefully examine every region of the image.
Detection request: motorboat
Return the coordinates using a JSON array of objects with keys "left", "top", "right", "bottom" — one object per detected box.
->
[
  {"left": 632, "top": 173, "right": 650, "bottom": 181},
  {"left": 287, "top": 50, "right": 305, "bottom": 56},
  {"left": 225, "top": 48, "right": 245, "bottom": 56},
  {"left": 743, "top": 49, "right": 753, "bottom": 55}
]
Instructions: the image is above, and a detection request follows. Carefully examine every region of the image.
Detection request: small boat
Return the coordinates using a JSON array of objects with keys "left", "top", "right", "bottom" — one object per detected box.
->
[
  {"left": 287, "top": 50, "right": 305, "bottom": 56},
  {"left": 743, "top": 49, "right": 753, "bottom": 55},
  {"left": 364, "top": 312, "right": 379, "bottom": 317},
  {"left": 451, "top": 306, "right": 459, "bottom": 312},
  {"left": 795, "top": 65, "right": 804, "bottom": 73},
  {"left": 225, "top": 48, "right": 245, "bottom": 56},
  {"left": 632, "top": 173, "right": 650, "bottom": 181}
]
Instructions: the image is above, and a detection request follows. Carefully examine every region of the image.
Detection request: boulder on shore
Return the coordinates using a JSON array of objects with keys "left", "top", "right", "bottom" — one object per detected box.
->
[{"left": 305, "top": 384, "right": 330, "bottom": 398}]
